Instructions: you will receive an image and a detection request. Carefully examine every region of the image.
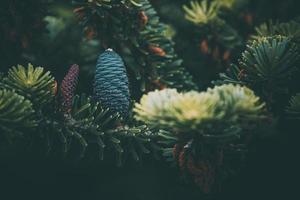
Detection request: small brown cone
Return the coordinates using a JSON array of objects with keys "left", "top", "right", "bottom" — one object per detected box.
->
[
  {"left": 148, "top": 45, "right": 166, "bottom": 56},
  {"left": 139, "top": 11, "right": 148, "bottom": 26},
  {"left": 200, "top": 40, "right": 209, "bottom": 54}
]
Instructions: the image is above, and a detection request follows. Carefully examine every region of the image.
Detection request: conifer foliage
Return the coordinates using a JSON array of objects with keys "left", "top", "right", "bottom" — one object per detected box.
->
[
  {"left": 73, "top": 0, "right": 197, "bottom": 97},
  {"left": 0, "top": 63, "right": 159, "bottom": 165},
  {"left": 134, "top": 84, "right": 265, "bottom": 192},
  {"left": 286, "top": 93, "right": 300, "bottom": 120},
  {"left": 0, "top": 0, "right": 300, "bottom": 199},
  {"left": 182, "top": 0, "right": 245, "bottom": 67},
  {"left": 0, "top": 89, "right": 37, "bottom": 140},
  {"left": 3, "top": 64, "right": 56, "bottom": 108},
  {"left": 219, "top": 23, "right": 300, "bottom": 112}
]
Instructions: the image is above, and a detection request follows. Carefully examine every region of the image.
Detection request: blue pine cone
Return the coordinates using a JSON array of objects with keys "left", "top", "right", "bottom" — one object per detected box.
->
[{"left": 94, "top": 49, "right": 130, "bottom": 118}]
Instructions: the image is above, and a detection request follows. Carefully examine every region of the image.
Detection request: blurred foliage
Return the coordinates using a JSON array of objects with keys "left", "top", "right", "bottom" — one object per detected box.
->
[
  {"left": 286, "top": 93, "right": 300, "bottom": 120},
  {"left": 151, "top": 0, "right": 300, "bottom": 89}
]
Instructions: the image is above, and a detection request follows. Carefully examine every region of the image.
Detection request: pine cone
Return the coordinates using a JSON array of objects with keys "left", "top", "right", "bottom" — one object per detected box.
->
[
  {"left": 61, "top": 64, "right": 79, "bottom": 113},
  {"left": 94, "top": 49, "right": 130, "bottom": 118}
]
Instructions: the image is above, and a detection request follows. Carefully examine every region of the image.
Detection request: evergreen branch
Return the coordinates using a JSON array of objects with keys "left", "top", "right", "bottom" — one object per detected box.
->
[
  {"left": 134, "top": 84, "right": 265, "bottom": 143},
  {"left": 74, "top": 0, "right": 197, "bottom": 96},
  {"left": 286, "top": 93, "right": 300, "bottom": 120},
  {"left": 134, "top": 83, "right": 265, "bottom": 192},
  {"left": 183, "top": 0, "right": 243, "bottom": 54},
  {"left": 3, "top": 64, "right": 56, "bottom": 108},
  {"left": 251, "top": 20, "right": 300, "bottom": 46},
  {"left": 0, "top": 89, "right": 37, "bottom": 140},
  {"left": 183, "top": 0, "right": 249, "bottom": 25},
  {"left": 0, "top": 63, "right": 161, "bottom": 165},
  {"left": 218, "top": 36, "right": 300, "bottom": 89},
  {"left": 183, "top": 0, "right": 219, "bottom": 25},
  {"left": 38, "top": 94, "right": 161, "bottom": 165}
]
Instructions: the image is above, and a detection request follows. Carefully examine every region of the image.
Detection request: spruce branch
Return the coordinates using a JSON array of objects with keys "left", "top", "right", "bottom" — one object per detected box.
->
[
  {"left": 39, "top": 94, "right": 160, "bottom": 165},
  {"left": 134, "top": 84, "right": 265, "bottom": 141},
  {"left": 0, "top": 62, "right": 161, "bottom": 165},
  {"left": 219, "top": 36, "right": 300, "bottom": 90},
  {"left": 286, "top": 93, "right": 300, "bottom": 120},
  {"left": 183, "top": 0, "right": 249, "bottom": 25},
  {"left": 134, "top": 84, "right": 265, "bottom": 192},
  {"left": 3, "top": 64, "right": 56, "bottom": 108},
  {"left": 183, "top": 0, "right": 219, "bottom": 25},
  {"left": 74, "top": 0, "right": 197, "bottom": 96},
  {"left": 240, "top": 36, "right": 299, "bottom": 82},
  {"left": 0, "top": 89, "right": 37, "bottom": 140},
  {"left": 251, "top": 20, "right": 300, "bottom": 46},
  {"left": 183, "top": 0, "right": 243, "bottom": 58}
]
